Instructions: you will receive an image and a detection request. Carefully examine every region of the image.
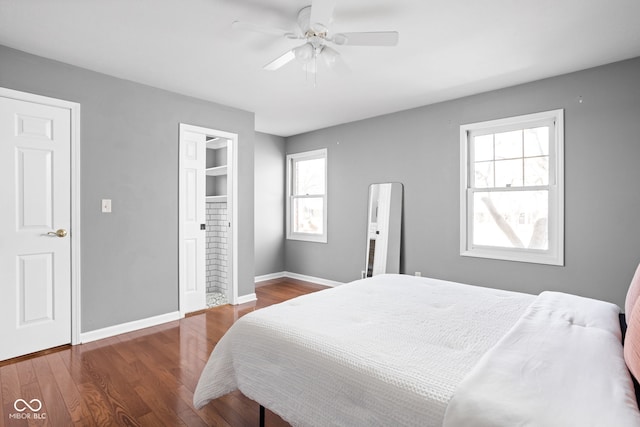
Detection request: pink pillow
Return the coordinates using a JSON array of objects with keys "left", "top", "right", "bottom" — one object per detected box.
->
[
  {"left": 625, "top": 297, "right": 640, "bottom": 381},
  {"left": 625, "top": 262, "right": 640, "bottom": 319}
]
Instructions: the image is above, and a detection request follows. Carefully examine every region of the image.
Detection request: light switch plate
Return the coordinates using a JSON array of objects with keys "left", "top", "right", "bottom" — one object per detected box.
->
[{"left": 102, "top": 199, "right": 112, "bottom": 213}]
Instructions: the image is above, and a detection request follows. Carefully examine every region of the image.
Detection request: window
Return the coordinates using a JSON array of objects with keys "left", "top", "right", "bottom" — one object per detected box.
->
[
  {"left": 460, "top": 110, "right": 564, "bottom": 265},
  {"left": 286, "top": 149, "right": 327, "bottom": 243}
]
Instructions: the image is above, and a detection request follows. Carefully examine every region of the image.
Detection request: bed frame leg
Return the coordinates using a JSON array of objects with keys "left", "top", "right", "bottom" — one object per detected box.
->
[{"left": 259, "top": 404, "right": 265, "bottom": 427}]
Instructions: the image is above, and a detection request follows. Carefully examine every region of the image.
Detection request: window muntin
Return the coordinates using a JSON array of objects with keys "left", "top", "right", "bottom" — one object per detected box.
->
[
  {"left": 472, "top": 126, "right": 550, "bottom": 189},
  {"left": 287, "top": 149, "right": 327, "bottom": 242},
  {"left": 460, "top": 110, "right": 563, "bottom": 265}
]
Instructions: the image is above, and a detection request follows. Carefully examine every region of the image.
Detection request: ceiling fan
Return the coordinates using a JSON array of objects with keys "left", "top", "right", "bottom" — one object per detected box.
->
[{"left": 232, "top": 0, "right": 399, "bottom": 74}]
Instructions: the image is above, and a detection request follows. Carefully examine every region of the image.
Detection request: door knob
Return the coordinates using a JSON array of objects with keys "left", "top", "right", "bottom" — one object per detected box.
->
[{"left": 47, "top": 229, "right": 68, "bottom": 238}]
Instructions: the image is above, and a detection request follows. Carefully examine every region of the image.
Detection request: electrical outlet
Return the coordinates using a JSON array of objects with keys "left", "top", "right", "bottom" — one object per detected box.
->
[
  {"left": 102, "top": 199, "right": 112, "bottom": 213},
  {"left": 415, "top": 272, "right": 422, "bottom": 277},
  {"left": 361, "top": 271, "right": 366, "bottom": 279}
]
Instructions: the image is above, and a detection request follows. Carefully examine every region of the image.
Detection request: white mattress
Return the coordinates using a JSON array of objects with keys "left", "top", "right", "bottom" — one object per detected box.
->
[{"left": 193, "top": 274, "right": 534, "bottom": 426}]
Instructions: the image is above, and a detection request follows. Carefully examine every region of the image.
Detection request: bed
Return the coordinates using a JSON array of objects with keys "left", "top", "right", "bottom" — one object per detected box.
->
[{"left": 194, "top": 273, "right": 640, "bottom": 426}]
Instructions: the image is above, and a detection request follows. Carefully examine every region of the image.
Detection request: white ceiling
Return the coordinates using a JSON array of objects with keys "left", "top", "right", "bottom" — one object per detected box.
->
[{"left": 1, "top": 0, "right": 640, "bottom": 136}]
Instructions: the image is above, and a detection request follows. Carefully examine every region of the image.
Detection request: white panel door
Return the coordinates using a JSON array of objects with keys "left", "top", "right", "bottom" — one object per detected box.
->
[
  {"left": 179, "top": 128, "right": 206, "bottom": 313},
  {"left": 0, "top": 96, "right": 71, "bottom": 361}
]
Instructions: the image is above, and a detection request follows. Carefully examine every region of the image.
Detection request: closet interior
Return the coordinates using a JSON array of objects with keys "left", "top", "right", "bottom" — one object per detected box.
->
[{"left": 205, "top": 136, "right": 230, "bottom": 307}]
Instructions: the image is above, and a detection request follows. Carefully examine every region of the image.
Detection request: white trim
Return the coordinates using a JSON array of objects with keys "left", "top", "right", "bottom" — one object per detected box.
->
[
  {"left": 80, "top": 311, "right": 181, "bottom": 344},
  {"left": 286, "top": 148, "right": 328, "bottom": 243},
  {"left": 254, "top": 271, "right": 344, "bottom": 287},
  {"left": 0, "top": 87, "right": 82, "bottom": 346},
  {"left": 462, "top": 111, "right": 561, "bottom": 133},
  {"left": 255, "top": 272, "right": 286, "bottom": 282},
  {"left": 230, "top": 133, "right": 239, "bottom": 305},
  {"left": 70, "top": 100, "right": 82, "bottom": 346},
  {"left": 283, "top": 272, "right": 344, "bottom": 288},
  {"left": 236, "top": 293, "right": 257, "bottom": 304},
  {"left": 178, "top": 123, "right": 239, "bottom": 314},
  {"left": 460, "top": 109, "right": 564, "bottom": 266}
]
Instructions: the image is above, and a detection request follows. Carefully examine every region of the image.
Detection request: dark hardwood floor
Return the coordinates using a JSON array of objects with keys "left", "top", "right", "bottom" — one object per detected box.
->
[{"left": 0, "top": 278, "right": 328, "bottom": 426}]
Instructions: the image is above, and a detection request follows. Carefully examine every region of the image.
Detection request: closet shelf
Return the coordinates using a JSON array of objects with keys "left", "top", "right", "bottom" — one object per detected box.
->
[
  {"left": 206, "top": 195, "right": 227, "bottom": 203},
  {"left": 206, "top": 139, "right": 227, "bottom": 150},
  {"left": 206, "top": 165, "right": 227, "bottom": 176}
]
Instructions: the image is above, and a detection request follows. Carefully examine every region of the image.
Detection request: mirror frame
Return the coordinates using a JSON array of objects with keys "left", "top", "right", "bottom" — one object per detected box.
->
[{"left": 365, "top": 182, "right": 403, "bottom": 277}]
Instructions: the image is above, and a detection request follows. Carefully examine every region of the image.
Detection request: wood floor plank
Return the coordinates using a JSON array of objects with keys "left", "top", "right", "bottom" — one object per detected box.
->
[
  {"left": 131, "top": 355, "right": 191, "bottom": 415},
  {"left": 133, "top": 383, "right": 187, "bottom": 427},
  {"left": 0, "top": 279, "right": 328, "bottom": 426},
  {"left": 19, "top": 380, "right": 43, "bottom": 427},
  {"left": 2, "top": 364, "right": 29, "bottom": 426},
  {"left": 77, "top": 377, "right": 125, "bottom": 426},
  {"left": 175, "top": 384, "right": 232, "bottom": 427},
  {"left": 14, "top": 361, "right": 37, "bottom": 388},
  {"left": 176, "top": 407, "right": 210, "bottom": 427},
  {"left": 76, "top": 347, "right": 148, "bottom": 422},
  {"left": 0, "top": 368, "right": 4, "bottom": 426},
  {"left": 31, "top": 356, "right": 73, "bottom": 426},
  {"left": 46, "top": 352, "right": 93, "bottom": 425}
]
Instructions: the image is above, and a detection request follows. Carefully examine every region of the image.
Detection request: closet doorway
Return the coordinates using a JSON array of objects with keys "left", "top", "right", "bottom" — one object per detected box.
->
[{"left": 178, "top": 123, "right": 238, "bottom": 315}]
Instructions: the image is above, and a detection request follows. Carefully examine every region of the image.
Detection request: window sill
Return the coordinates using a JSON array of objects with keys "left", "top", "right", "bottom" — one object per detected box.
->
[
  {"left": 287, "top": 233, "right": 327, "bottom": 243},
  {"left": 460, "top": 248, "right": 563, "bottom": 266}
]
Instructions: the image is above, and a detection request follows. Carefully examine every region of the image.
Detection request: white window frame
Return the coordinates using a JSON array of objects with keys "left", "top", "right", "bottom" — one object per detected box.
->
[
  {"left": 286, "top": 148, "right": 328, "bottom": 243},
  {"left": 460, "top": 109, "right": 564, "bottom": 265}
]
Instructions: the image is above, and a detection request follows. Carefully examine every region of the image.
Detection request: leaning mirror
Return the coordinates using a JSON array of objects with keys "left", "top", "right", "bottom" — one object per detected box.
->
[{"left": 365, "top": 183, "right": 403, "bottom": 277}]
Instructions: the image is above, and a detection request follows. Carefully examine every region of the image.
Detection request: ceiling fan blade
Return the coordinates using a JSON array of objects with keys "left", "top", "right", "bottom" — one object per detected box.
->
[
  {"left": 332, "top": 31, "right": 399, "bottom": 46},
  {"left": 263, "top": 50, "right": 296, "bottom": 71},
  {"left": 232, "top": 21, "right": 297, "bottom": 38},
  {"left": 309, "top": 0, "right": 337, "bottom": 31}
]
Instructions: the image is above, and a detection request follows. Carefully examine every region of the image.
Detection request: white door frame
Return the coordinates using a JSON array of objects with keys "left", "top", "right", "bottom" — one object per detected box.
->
[
  {"left": 0, "top": 87, "right": 82, "bottom": 346},
  {"left": 178, "top": 123, "right": 238, "bottom": 316}
]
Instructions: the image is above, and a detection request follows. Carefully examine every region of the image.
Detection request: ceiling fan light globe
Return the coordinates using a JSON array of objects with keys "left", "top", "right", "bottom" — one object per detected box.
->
[
  {"left": 321, "top": 46, "right": 340, "bottom": 68},
  {"left": 294, "top": 43, "right": 314, "bottom": 61}
]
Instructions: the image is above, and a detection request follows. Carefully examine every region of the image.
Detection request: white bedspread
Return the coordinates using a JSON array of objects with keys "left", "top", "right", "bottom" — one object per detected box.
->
[
  {"left": 193, "top": 274, "right": 534, "bottom": 426},
  {"left": 443, "top": 291, "right": 640, "bottom": 426}
]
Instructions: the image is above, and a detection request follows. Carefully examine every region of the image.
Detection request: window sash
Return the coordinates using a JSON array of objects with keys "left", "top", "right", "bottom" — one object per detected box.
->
[
  {"left": 466, "top": 187, "right": 557, "bottom": 252},
  {"left": 291, "top": 194, "right": 325, "bottom": 235},
  {"left": 460, "top": 110, "right": 564, "bottom": 265},
  {"left": 286, "top": 149, "right": 328, "bottom": 243},
  {"left": 468, "top": 117, "right": 557, "bottom": 188},
  {"left": 292, "top": 156, "right": 326, "bottom": 196}
]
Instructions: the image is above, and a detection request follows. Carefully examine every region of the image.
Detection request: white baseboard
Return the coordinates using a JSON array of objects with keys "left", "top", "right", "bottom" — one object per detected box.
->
[
  {"left": 80, "top": 311, "right": 181, "bottom": 344},
  {"left": 254, "top": 272, "right": 286, "bottom": 283},
  {"left": 254, "top": 271, "right": 344, "bottom": 288},
  {"left": 236, "top": 293, "right": 257, "bottom": 305},
  {"left": 78, "top": 271, "right": 343, "bottom": 344},
  {"left": 282, "top": 271, "right": 344, "bottom": 288}
]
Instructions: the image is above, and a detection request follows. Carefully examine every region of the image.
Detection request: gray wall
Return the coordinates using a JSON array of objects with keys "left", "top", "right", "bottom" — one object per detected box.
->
[
  {"left": 0, "top": 45, "right": 256, "bottom": 332},
  {"left": 285, "top": 56, "right": 640, "bottom": 308},
  {"left": 254, "top": 132, "right": 286, "bottom": 276}
]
